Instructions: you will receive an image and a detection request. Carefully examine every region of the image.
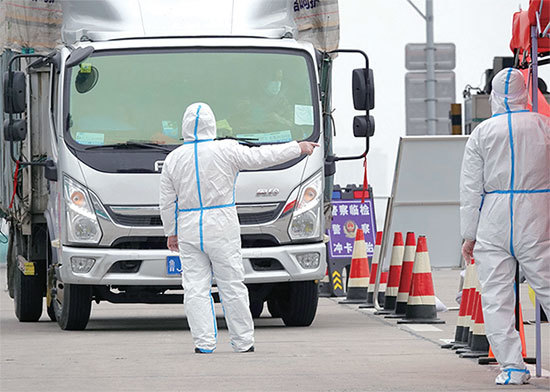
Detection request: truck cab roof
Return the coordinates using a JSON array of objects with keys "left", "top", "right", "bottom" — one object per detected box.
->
[{"left": 61, "top": 0, "right": 298, "bottom": 44}]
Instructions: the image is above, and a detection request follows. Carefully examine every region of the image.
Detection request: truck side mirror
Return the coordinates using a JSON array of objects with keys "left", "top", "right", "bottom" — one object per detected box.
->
[
  {"left": 352, "top": 68, "right": 375, "bottom": 111},
  {"left": 3, "top": 119, "right": 27, "bottom": 141},
  {"left": 3, "top": 71, "right": 26, "bottom": 113},
  {"left": 353, "top": 115, "right": 375, "bottom": 138}
]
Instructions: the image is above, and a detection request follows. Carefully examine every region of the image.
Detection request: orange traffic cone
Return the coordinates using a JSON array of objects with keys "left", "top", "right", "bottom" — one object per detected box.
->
[
  {"left": 359, "top": 231, "right": 382, "bottom": 308},
  {"left": 375, "top": 270, "right": 389, "bottom": 307},
  {"left": 376, "top": 233, "right": 404, "bottom": 315},
  {"left": 458, "top": 261, "right": 476, "bottom": 345},
  {"left": 459, "top": 262, "right": 478, "bottom": 344},
  {"left": 398, "top": 236, "right": 444, "bottom": 324},
  {"left": 478, "top": 302, "right": 536, "bottom": 365},
  {"left": 456, "top": 284, "right": 480, "bottom": 354},
  {"left": 339, "top": 229, "right": 370, "bottom": 304},
  {"left": 456, "top": 263, "right": 479, "bottom": 352},
  {"left": 386, "top": 232, "right": 416, "bottom": 318},
  {"left": 443, "top": 261, "right": 475, "bottom": 349},
  {"left": 460, "top": 275, "right": 489, "bottom": 358}
]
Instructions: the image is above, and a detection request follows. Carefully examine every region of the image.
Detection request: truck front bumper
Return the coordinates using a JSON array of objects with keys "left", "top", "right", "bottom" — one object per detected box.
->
[{"left": 59, "top": 242, "right": 326, "bottom": 285}]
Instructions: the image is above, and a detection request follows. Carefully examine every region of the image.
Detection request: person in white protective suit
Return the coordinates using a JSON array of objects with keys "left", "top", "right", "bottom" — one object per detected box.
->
[
  {"left": 159, "top": 102, "right": 318, "bottom": 353},
  {"left": 460, "top": 68, "right": 550, "bottom": 385}
]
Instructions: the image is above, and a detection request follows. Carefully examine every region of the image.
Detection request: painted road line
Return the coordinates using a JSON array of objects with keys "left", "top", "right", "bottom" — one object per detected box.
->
[{"left": 404, "top": 324, "right": 443, "bottom": 332}]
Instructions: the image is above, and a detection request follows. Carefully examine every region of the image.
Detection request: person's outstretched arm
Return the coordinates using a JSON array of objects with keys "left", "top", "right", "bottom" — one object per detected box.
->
[{"left": 231, "top": 141, "right": 319, "bottom": 171}]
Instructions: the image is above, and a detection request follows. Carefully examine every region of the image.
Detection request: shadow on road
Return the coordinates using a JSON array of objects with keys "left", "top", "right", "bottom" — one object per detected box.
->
[{"left": 84, "top": 315, "right": 286, "bottom": 332}]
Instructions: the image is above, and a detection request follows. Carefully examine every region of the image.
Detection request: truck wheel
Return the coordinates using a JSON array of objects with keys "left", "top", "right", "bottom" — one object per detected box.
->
[
  {"left": 14, "top": 266, "right": 44, "bottom": 322},
  {"left": 12, "top": 229, "right": 43, "bottom": 322},
  {"left": 267, "top": 299, "right": 282, "bottom": 318},
  {"left": 53, "top": 282, "right": 92, "bottom": 330},
  {"left": 278, "top": 281, "right": 319, "bottom": 327},
  {"left": 249, "top": 300, "right": 264, "bottom": 318}
]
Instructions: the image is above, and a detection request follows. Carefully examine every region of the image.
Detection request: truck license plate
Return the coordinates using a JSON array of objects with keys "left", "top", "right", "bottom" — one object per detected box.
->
[{"left": 166, "top": 256, "right": 182, "bottom": 275}]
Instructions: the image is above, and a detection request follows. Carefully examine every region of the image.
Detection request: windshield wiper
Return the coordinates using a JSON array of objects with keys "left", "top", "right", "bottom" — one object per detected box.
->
[
  {"left": 85, "top": 141, "right": 173, "bottom": 152},
  {"left": 215, "top": 136, "right": 260, "bottom": 147}
]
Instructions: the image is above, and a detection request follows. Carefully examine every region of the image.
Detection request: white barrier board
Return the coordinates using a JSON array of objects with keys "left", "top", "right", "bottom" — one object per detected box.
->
[{"left": 381, "top": 136, "right": 468, "bottom": 268}]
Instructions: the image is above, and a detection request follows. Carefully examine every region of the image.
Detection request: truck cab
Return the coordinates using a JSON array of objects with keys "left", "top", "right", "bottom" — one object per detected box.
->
[{"left": 2, "top": 0, "right": 374, "bottom": 330}]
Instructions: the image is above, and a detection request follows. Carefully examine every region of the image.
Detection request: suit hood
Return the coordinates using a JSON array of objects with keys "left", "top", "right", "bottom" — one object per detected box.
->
[
  {"left": 490, "top": 68, "right": 528, "bottom": 115},
  {"left": 181, "top": 102, "right": 217, "bottom": 141}
]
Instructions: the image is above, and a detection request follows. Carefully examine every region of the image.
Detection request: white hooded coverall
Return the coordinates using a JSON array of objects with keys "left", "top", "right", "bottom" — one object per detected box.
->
[
  {"left": 160, "top": 103, "right": 301, "bottom": 352},
  {"left": 460, "top": 68, "right": 550, "bottom": 378}
]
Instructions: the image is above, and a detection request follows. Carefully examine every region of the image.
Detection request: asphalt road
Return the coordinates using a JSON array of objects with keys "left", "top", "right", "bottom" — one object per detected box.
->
[{"left": 1, "top": 266, "right": 549, "bottom": 392}]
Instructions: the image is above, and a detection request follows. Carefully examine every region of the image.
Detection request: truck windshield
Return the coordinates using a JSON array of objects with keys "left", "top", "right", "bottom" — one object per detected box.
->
[{"left": 67, "top": 49, "right": 316, "bottom": 147}]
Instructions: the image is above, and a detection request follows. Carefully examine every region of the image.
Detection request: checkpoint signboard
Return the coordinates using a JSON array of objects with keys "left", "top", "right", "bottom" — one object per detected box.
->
[
  {"left": 328, "top": 198, "right": 376, "bottom": 259},
  {"left": 321, "top": 185, "right": 377, "bottom": 298}
]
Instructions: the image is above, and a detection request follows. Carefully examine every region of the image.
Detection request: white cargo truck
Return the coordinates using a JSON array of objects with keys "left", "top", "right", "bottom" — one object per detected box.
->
[{"left": 1, "top": 0, "right": 375, "bottom": 329}]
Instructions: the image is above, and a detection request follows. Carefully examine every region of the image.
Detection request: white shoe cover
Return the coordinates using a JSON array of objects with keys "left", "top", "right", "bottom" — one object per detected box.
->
[{"left": 495, "top": 368, "right": 531, "bottom": 385}]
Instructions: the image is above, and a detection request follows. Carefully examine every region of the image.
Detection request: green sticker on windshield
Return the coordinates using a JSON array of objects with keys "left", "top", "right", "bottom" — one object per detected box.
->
[{"left": 79, "top": 63, "right": 92, "bottom": 74}]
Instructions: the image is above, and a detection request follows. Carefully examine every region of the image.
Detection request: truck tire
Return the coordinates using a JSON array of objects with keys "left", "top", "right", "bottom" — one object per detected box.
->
[
  {"left": 267, "top": 299, "right": 282, "bottom": 318},
  {"left": 53, "top": 283, "right": 92, "bottom": 330},
  {"left": 278, "top": 281, "right": 319, "bottom": 327},
  {"left": 12, "top": 228, "right": 43, "bottom": 322},
  {"left": 14, "top": 266, "right": 43, "bottom": 322}
]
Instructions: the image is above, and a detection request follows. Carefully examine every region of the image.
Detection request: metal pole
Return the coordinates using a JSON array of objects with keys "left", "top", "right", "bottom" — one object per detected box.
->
[
  {"left": 425, "top": 0, "right": 437, "bottom": 135},
  {"left": 530, "top": 24, "right": 542, "bottom": 379}
]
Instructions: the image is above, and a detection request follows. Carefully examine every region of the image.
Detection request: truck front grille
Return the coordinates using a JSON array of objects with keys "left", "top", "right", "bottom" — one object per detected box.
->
[
  {"left": 107, "top": 203, "right": 284, "bottom": 227},
  {"left": 237, "top": 202, "right": 284, "bottom": 225},
  {"left": 109, "top": 213, "right": 163, "bottom": 226},
  {"left": 110, "top": 235, "right": 280, "bottom": 249}
]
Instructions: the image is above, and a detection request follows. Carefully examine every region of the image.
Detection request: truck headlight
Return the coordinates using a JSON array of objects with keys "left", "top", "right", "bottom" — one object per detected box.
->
[
  {"left": 288, "top": 172, "right": 322, "bottom": 240},
  {"left": 64, "top": 175, "right": 102, "bottom": 244}
]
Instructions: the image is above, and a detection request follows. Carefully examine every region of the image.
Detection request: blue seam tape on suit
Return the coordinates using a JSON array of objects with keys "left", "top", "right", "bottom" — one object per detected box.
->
[
  {"left": 183, "top": 139, "right": 213, "bottom": 144},
  {"left": 486, "top": 189, "right": 550, "bottom": 194},
  {"left": 507, "top": 109, "right": 516, "bottom": 257},
  {"left": 179, "top": 203, "right": 235, "bottom": 212},
  {"left": 505, "top": 69, "right": 516, "bottom": 257},
  {"left": 492, "top": 110, "right": 529, "bottom": 117},
  {"left": 174, "top": 197, "right": 178, "bottom": 235},
  {"left": 504, "top": 68, "right": 512, "bottom": 112},
  {"left": 483, "top": 69, "right": 549, "bottom": 257},
  {"left": 192, "top": 105, "right": 205, "bottom": 251},
  {"left": 210, "top": 291, "right": 218, "bottom": 340}
]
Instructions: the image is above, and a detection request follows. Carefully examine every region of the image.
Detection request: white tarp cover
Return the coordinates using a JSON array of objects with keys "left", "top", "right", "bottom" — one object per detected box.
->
[
  {"left": 0, "top": 0, "right": 62, "bottom": 53},
  {"left": 293, "top": 0, "right": 339, "bottom": 52},
  {"left": 1, "top": 0, "right": 338, "bottom": 52}
]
